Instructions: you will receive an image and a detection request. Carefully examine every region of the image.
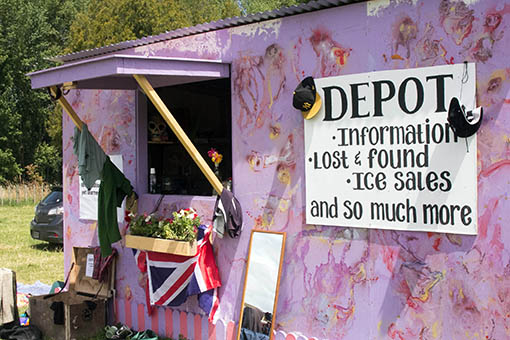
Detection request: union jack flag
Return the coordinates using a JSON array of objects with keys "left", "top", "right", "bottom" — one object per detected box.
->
[{"left": 133, "top": 225, "right": 221, "bottom": 321}]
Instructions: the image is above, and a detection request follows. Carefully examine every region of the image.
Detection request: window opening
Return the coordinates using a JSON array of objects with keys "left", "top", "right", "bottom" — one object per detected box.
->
[{"left": 147, "top": 78, "right": 232, "bottom": 196}]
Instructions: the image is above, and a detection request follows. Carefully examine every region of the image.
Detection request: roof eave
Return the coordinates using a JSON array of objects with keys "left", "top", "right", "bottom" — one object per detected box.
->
[{"left": 52, "top": 0, "right": 366, "bottom": 63}]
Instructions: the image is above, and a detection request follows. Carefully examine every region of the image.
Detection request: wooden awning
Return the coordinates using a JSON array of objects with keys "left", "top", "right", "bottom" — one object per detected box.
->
[
  {"left": 29, "top": 54, "right": 229, "bottom": 194},
  {"left": 28, "top": 54, "right": 230, "bottom": 90}
]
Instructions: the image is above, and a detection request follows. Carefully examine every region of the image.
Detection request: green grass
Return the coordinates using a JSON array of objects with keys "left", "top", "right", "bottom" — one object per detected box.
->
[
  {"left": 0, "top": 204, "right": 186, "bottom": 340},
  {"left": 0, "top": 203, "right": 64, "bottom": 285}
]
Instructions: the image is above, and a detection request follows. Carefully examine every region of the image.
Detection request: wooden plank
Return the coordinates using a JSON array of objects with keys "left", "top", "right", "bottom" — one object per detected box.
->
[
  {"left": 125, "top": 235, "right": 197, "bottom": 256},
  {"left": 50, "top": 86, "right": 83, "bottom": 131},
  {"left": 133, "top": 74, "right": 223, "bottom": 195}
]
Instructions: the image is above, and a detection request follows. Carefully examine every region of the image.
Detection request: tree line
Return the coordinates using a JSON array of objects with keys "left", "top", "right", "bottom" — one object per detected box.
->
[{"left": 0, "top": 0, "right": 309, "bottom": 185}]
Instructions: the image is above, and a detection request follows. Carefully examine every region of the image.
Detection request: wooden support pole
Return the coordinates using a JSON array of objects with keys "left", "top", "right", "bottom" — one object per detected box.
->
[
  {"left": 50, "top": 86, "right": 83, "bottom": 130},
  {"left": 133, "top": 74, "right": 223, "bottom": 195}
]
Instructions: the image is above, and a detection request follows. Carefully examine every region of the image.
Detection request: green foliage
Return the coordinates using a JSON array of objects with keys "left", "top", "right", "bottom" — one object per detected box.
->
[
  {"left": 24, "top": 164, "right": 44, "bottom": 184},
  {"left": 239, "top": 0, "right": 311, "bottom": 14},
  {"left": 128, "top": 208, "right": 200, "bottom": 243},
  {"left": 180, "top": 0, "right": 241, "bottom": 25},
  {"left": 34, "top": 142, "right": 62, "bottom": 184},
  {"left": 43, "top": 0, "right": 86, "bottom": 51},
  {"left": 0, "top": 1, "right": 56, "bottom": 163},
  {"left": 66, "top": 0, "right": 241, "bottom": 52},
  {"left": 46, "top": 103, "right": 63, "bottom": 151},
  {"left": 67, "top": 0, "right": 187, "bottom": 52},
  {"left": 0, "top": 149, "right": 22, "bottom": 184},
  {"left": 0, "top": 0, "right": 83, "bottom": 184}
]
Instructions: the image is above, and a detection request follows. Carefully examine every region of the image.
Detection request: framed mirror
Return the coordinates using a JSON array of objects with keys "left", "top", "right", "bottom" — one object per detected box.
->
[{"left": 237, "top": 230, "right": 286, "bottom": 340}]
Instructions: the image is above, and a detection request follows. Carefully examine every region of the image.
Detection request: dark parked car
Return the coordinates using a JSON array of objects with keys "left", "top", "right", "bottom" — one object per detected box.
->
[{"left": 30, "top": 187, "right": 63, "bottom": 244}]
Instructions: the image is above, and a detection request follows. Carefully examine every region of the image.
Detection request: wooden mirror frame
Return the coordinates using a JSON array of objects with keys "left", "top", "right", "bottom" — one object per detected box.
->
[{"left": 236, "top": 230, "right": 286, "bottom": 340}]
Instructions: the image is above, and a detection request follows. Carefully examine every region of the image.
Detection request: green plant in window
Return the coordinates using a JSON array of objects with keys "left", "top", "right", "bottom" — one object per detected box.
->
[{"left": 127, "top": 208, "right": 199, "bottom": 243}]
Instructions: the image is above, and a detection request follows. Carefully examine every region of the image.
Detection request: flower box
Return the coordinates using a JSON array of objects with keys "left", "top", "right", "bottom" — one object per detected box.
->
[
  {"left": 125, "top": 208, "right": 201, "bottom": 256},
  {"left": 125, "top": 234, "right": 197, "bottom": 256}
]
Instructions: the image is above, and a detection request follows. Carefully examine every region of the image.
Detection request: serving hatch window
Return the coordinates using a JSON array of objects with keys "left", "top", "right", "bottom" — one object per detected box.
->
[{"left": 146, "top": 78, "right": 232, "bottom": 196}]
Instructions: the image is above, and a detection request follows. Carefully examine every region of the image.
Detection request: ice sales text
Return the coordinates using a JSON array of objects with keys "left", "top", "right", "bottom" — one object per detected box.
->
[{"left": 310, "top": 145, "right": 452, "bottom": 192}]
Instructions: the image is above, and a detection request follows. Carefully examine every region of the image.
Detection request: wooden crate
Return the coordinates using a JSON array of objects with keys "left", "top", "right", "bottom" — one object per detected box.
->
[
  {"left": 29, "top": 247, "right": 115, "bottom": 340},
  {"left": 125, "top": 234, "right": 197, "bottom": 256}
]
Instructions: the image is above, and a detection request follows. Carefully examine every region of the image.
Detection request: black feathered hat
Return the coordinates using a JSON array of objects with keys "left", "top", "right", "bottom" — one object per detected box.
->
[{"left": 447, "top": 97, "right": 483, "bottom": 138}]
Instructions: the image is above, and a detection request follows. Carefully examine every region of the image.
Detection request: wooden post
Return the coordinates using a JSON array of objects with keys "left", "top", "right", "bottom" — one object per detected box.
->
[
  {"left": 50, "top": 86, "right": 83, "bottom": 131},
  {"left": 133, "top": 74, "right": 223, "bottom": 195}
]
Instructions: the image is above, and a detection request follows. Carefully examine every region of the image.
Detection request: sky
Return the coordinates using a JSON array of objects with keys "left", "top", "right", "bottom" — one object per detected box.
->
[{"left": 243, "top": 232, "right": 284, "bottom": 313}]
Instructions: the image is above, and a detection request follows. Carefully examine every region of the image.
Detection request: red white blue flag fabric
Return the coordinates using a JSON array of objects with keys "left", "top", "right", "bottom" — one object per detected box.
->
[{"left": 133, "top": 225, "right": 221, "bottom": 321}]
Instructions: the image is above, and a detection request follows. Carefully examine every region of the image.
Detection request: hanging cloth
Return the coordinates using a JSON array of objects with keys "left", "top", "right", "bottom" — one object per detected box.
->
[
  {"left": 212, "top": 189, "right": 243, "bottom": 238},
  {"left": 72, "top": 123, "right": 133, "bottom": 256},
  {"left": 73, "top": 124, "right": 107, "bottom": 190},
  {"left": 0, "top": 268, "right": 18, "bottom": 326},
  {"left": 98, "top": 157, "right": 133, "bottom": 257},
  {"left": 92, "top": 247, "right": 117, "bottom": 282}
]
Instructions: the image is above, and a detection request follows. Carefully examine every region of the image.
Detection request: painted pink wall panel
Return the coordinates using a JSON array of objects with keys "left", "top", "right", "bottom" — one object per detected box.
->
[
  {"left": 137, "top": 304, "right": 145, "bottom": 331},
  {"left": 180, "top": 311, "right": 188, "bottom": 338},
  {"left": 151, "top": 306, "right": 159, "bottom": 334},
  {"left": 208, "top": 317, "right": 216, "bottom": 340},
  {"left": 61, "top": 1, "right": 510, "bottom": 339},
  {"left": 116, "top": 296, "right": 330, "bottom": 340},
  {"left": 125, "top": 298, "right": 132, "bottom": 329},
  {"left": 194, "top": 314, "right": 202, "bottom": 340},
  {"left": 226, "top": 321, "right": 235, "bottom": 340},
  {"left": 165, "top": 308, "right": 173, "bottom": 338}
]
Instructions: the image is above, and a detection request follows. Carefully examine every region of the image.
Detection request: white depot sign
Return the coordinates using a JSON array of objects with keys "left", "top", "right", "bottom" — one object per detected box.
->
[{"left": 304, "top": 63, "right": 477, "bottom": 235}]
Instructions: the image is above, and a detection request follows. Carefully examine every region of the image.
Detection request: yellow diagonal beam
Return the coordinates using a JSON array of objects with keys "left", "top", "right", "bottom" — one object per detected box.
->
[
  {"left": 133, "top": 74, "right": 223, "bottom": 195},
  {"left": 50, "top": 86, "right": 83, "bottom": 130}
]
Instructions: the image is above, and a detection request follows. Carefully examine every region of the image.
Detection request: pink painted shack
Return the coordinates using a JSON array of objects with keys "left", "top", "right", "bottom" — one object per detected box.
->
[{"left": 29, "top": 0, "right": 510, "bottom": 339}]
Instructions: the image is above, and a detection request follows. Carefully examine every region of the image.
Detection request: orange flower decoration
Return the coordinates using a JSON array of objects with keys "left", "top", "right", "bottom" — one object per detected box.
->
[{"left": 208, "top": 148, "right": 223, "bottom": 166}]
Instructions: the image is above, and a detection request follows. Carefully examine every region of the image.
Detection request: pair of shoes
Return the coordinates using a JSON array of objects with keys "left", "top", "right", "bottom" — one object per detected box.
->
[
  {"left": 129, "top": 329, "right": 158, "bottom": 340},
  {"left": 116, "top": 325, "right": 133, "bottom": 339},
  {"left": 105, "top": 324, "right": 133, "bottom": 339},
  {"left": 105, "top": 325, "right": 118, "bottom": 339}
]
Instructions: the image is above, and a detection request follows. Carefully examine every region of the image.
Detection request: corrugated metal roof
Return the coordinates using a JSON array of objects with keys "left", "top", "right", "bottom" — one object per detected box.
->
[{"left": 54, "top": 0, "right": 365, "bottom": 63}]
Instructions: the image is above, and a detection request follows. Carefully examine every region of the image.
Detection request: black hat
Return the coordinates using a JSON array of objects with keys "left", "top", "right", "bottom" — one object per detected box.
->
[
  {"left": 447, "top": 97, "right": 483, "bottom": 138},
  {"left": 293, "top": 76, "right": 322, "bottom": 120}
]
